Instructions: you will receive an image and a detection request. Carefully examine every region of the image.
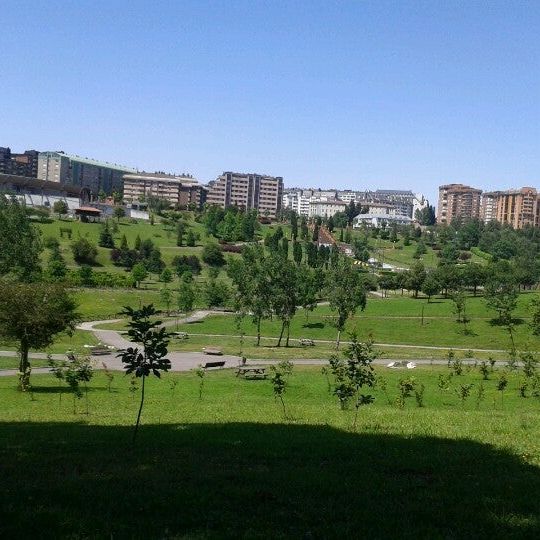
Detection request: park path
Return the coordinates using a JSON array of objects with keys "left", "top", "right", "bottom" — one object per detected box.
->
[{"left": 0, "top": 308, "right": 517, "bottom": 377}]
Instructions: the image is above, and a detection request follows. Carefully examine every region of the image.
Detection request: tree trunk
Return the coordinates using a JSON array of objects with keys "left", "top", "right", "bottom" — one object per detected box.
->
[
  {"left": 133, "top": 374, "right": 146, "bottom": 444},
  {"left": 277, "top": 320, "right": 286, "bottom": 347},
  {"left": 256, "top": 317, "right": 261, "bottom": 347},
  {"left": 285, "top": 322, "right": 290, "bottom": 347},
  {"left": 336, "top": 329, "right": 341, "bottom": 350},
  {"left": 18, "top": 340, "right": 31, "bottom": 392}
]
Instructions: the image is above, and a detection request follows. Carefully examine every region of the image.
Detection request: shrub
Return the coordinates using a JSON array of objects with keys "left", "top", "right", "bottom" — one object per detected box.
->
[
  {"left": 71, "top": 238, "right": 98, "bottom": 265},
  {"left": 202, "top": 243, "right": 225, "bottom": 267},
  {"left": 172, "top": 255, "right": 202, "bottom": 276}
]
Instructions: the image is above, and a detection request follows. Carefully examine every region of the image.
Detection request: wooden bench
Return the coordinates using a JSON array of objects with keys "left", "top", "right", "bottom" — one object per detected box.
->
[
  {"left": 202, "top": 347, "right": 223, "bottom": 356},
  {"left": 89, "top": 346, "right": 113, "bottom": 356},
  {"left": 236, "top": 366, "right": 267, "bottom": 379},
  {"left": 300, "top": 338, "right": 315, "bottom": 346},
  {"left": 172, "top": 332, "right": 189, "bottom": 340},
  {"left": 203, "top": 360, "right": 226, "bottom": 370}
]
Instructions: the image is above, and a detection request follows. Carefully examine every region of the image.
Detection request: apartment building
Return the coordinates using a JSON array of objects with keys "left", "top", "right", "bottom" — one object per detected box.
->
[
  {"left": 206, "top": 172, "right": 283, "bottom": 218},
  {"left": 0, "top": 147, "right": 39, "bottom": 177},
  {"left": 494, "top": 187, "right": 539, "bottom": 229},
  {"left": 308, "top": 199, "right": 347, "bottom": 218},
  {"left": 480, "top": 191, "right": 501, "bottom": 223},
  {"left": 38, "top": 151, "right": 136, "bottom": 198},
  {"left": 123, "top": 172, "right": 207, "bottom": 209},
  {"left": 437, "top": 184, "right": 482, "bottom": 224}
]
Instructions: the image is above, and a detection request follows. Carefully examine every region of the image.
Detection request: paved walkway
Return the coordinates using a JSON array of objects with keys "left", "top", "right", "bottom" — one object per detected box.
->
[{"left": 0, "top": 308, "right": 518, "bottom": 377}]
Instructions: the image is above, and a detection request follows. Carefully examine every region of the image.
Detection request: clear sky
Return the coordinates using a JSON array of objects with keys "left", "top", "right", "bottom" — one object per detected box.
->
[{"left": 1, "top": 0, "right": 539, "bottom": 203}]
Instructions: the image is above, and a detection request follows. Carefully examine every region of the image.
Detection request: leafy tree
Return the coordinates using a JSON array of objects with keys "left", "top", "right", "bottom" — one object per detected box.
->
[
  {"left": 530, "top": 295, "right": 540, "bottom": 336},
  {"left": 300, "top": 217, "right": 308, "bottom": 240},
  {"left": 172, "top": 255, "right": 201, "bottom": 277},
  {"left": 176, "top": 222, "right": 185, "bottom": 246},
  {"left": 98, "top": 221, "right": 115, "bottom": 248},
  {"left": 186, "top": 230, "right": 196, "bottom": 247},
  {"left": 462, "top": 263, "right": 485, "bottom": 296},
  {"left": 435, "top": 264, "right": 461, "bottom": 297},
  {"left": 0, "top": 282, "right": 78, "bottom": 390},
  {"left": 177, "top": 280, "right": 196, "bottom": 313},
  {"left": 305, "top": 241, "right": 318, "bottom": 267},
  {"left": 451, "top": 289, "right": 470, "bottom": 334},
  {"left": 78, "top": 265, "right": 94, "bottom": 286},
  {"left": 202, "top": 243, "right": 225, "bottom": 266},
  {"left": 145, "top": 248, "right": 165, "bottom": 273},
  {"left": 227, "top": 245, "right": 272, "bottom": 346},
  {"left": 117, "top": 305, "right": 171, "bottom": 442},
  {"left": 297, "top": 265, "right": 318, "bottom": 321},
  {"left": 160, "top": 286, "right": 172, "bottom": 315},
  {"left": 415, "top": 205, "right": 436, "bottom": 225},
  {"left": 326, "top": 257, "right": 366, "bottom": 348},
  {"left": 160, "top": 268, "right": 173, "bottom": 283},
  {"left": 0, "top": 195, "right": 42, "bottom": 280},
  {"left": 421, "top": 272, "right": 440, "bottom": 302},
  {"left": 292, "top": 241, "right": 303, "bottom": 265},
  {"left": 113, "top": 206, "right": 125, "bottom": 222},
  {"left": 327, "top": 215, "right": 335, "bottom": 233},
  {"left": 290, "top": 211, "right": 298, "bottom": 240},
  {"left": 134, "top": 234, "right": 141, "bottom": 251},
  {"left": 48, "top": 354, "right": 94, "bottom": 414},
  {"left": 71, "top": 238, "right": 98, "bottom": 265},
  {"left": 268, "top": 256, "right": 299, "bottom": 347},
  {"left": 204, "top": 279, "right": 231, "bottom": 308},
  {"left": 413, "top": 240, "right": 427, "bottom": 259},
  {"left": 405, "top": 261, "right": 426, "bottom": 298},
  {"left": 53, "top": 199, "right": 68, "bottom": 219},
  {"left": 484, "top": 276, "right": 518, "bottom": 325},
  {"left": 327, "top": 332, "right": 377, "bottom": 426},
  {"left": 131, "top": 263, "right": 148, "bottom": 288},
  {"left": 353, "top": 238, "right": 370, "bottom": 262}
]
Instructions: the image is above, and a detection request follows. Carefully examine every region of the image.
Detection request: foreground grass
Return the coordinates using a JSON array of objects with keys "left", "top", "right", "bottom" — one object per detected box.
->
[{"left": 0, "top": 368, "right": 539, "bottom": 538}]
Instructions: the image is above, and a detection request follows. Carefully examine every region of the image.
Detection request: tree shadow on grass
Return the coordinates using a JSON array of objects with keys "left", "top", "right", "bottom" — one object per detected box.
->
[
  {"left": 489, "top": 318, "right": 525, "bottom": 327},
  {"left": 302, "top": 322, "right": 325, "bottom": 329},
  {"left": 0, "top": 422, "right": 539, "bottom": 539}
]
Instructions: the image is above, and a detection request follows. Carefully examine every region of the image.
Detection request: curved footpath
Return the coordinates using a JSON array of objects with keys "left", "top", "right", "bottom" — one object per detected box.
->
[{"left": 0, "top": 309, "right": 515, "bottom": 376}]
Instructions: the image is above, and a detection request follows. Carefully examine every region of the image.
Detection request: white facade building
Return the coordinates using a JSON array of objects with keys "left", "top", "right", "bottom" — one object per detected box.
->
[
  {"left": 308, "top": 199, "right": 347, "bottom": 218},
  {"left": 353, "top": 213, "right": 413, "bottom": 228}
]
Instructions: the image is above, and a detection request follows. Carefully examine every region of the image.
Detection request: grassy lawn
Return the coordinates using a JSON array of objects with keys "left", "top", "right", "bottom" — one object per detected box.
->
[
  {"left": 167, "top": 333, "right": 514, "bottom": 361},
  {"left": 168, "top": 303, "right": 538, "bottom": 352},
  {"left": 0, "top": 367, "right": 539, "bottom": 538},
  {"left": 0, "top": 329, "right": 99, "bottom": 359}
]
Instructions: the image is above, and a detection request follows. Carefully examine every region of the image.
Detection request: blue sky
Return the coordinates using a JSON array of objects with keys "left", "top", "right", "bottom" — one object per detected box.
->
[{"left": 1, "top": 0, "right": 539, "bottom": 203}]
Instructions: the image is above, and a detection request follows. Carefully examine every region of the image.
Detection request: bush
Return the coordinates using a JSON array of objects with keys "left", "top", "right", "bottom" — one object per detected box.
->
[
  {"left": 172, "top": 255, "right": 202, "bottom": 276},
  {"left": 71, "top": 238, "right": 98, "bottom": 265},
  {"left": 221, "top": 244, "right": 243, "bottom": 253},
  {"left": 202, "top": 243, "right": 225, "bottom": 267}
]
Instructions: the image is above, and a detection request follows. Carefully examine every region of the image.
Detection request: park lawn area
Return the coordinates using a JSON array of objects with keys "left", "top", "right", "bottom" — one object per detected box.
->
[
  {"left": 0, "top": 329, "right": 99, "bottom": 357},
  {"left": 0, "top": 357, "right": 49, "bottom": 369},
  {"left": 0, "top": 367, "right": 539, "bottom": 538},
  {"left": 167, "top": 333, "right": 513, "bottom": 361},
  {"left": 73, "top": 288, "right": 166, "bottom": 320},
  {"left": 359, "top": 291, "right": 533, "bottom": 319},
  {"left": 170, "top": 306, "right": 538, "bottom": 352}
]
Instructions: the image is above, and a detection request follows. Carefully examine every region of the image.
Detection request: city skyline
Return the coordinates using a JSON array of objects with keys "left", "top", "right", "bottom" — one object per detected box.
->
[{"left": 2, "top": 1, "right": 539, "bottom": 204}]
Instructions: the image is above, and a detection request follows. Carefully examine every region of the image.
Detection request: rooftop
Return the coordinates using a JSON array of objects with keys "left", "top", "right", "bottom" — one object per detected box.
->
[{"left": 41, "top": 151, "right": 137, "bottom": 173}]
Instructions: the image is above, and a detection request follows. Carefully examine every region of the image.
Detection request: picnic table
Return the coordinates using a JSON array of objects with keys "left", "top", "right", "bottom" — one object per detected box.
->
[
  {"left": 236, "top": 365, "right": 267, "bottom": 379},
  {"left": 172, "top": 332, "right": 189, "bottom": 340},
  {"left": 300, "top": 338, "right": 315, "bottom": 346}
]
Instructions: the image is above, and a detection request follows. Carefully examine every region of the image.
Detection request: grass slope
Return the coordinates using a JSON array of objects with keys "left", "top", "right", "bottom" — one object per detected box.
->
[{"left": 0, "top": 367, "right": 539, "bottom": 538}]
